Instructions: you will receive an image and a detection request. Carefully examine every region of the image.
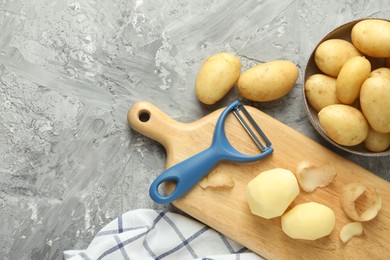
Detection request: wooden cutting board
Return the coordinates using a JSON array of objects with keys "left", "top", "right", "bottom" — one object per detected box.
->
[{"left": 128, "top": 101, "right": 390, "bottom": 260}]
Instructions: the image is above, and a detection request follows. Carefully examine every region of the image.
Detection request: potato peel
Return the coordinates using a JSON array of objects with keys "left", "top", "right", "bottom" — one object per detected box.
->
[
  {"left": 340, "top": 222, "right": 363, "bottom": 243},
  {"left": 340, "top": 182, "right": 382, "bottom": 222},
  {"left": 295, "top": 161, "right": 337, "bottom": 192},
  {"left": 198, "top": 171, "right": 234, "bottom": 189}
]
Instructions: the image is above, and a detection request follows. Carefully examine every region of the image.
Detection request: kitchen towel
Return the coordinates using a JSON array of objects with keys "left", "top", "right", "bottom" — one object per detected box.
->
[{"left": 63, "top": 209, "right": 263, "bottom": 260}]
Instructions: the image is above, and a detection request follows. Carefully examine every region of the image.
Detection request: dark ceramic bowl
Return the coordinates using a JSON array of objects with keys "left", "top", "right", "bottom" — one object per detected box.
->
[{"left": 303, "top": 18, "right": 390, "bottom": 157}]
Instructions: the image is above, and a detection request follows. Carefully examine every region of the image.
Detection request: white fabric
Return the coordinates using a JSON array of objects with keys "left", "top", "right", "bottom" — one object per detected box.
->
[{"left": 64, "top": 209, "right": 264, "bottom": 260}]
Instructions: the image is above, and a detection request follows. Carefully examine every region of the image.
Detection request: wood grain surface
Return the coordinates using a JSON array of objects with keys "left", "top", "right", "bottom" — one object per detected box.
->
[{"left": 128, "top": 101, "right": 390, "bottom": 260}]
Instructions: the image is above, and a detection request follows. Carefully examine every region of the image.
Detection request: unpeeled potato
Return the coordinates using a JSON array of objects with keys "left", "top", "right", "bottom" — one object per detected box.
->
[
  {"left": 237, "top": 60, "right": 298, "bottom": 102},
  {"left": 364, "top": 127, "right": 390, "bottom": 152},
  {"left": 360, "top": 76, "right": 390, "bottom": 133},
  {"left": 336, "top": 56, "right": 371, "bottom": 104},
  {"left": 195, "top": 52, "right": 241, "bottom": 105},
  {"left": 370, "top": 67, "right": 390, "bottom": 80},
  {"left": 351, "top": 19, "right": 390, "bottom": 57},
  {"left": 304, "top": 74, "right": 339, "bottom": 112},
  {"left": 314, "top": 39, "right": 361, "bottom": 77},
  {"left": 318, "top": 104, "right": 369, "bottom": 146}
]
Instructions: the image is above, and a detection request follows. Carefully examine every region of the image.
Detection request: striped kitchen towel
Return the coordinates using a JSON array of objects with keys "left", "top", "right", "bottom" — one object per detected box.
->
[{"left": 63, "top": 209, "right": 263, "bottom": 260}]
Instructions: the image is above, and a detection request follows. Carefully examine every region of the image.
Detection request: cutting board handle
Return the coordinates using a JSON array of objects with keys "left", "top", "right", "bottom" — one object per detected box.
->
[{"left": 128, "top": 101, "right": 182, "bottom": 147}]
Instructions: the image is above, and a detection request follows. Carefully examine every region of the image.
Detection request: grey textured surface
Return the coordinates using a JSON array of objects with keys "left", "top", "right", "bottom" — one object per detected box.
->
[{"left": 0, "top": 0, "right": 389, "bottom": 259}]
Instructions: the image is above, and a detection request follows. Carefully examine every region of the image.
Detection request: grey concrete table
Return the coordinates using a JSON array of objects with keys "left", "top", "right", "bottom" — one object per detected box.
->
[{"left": 0, "top": 1, "right": 389, "bottom": 259}]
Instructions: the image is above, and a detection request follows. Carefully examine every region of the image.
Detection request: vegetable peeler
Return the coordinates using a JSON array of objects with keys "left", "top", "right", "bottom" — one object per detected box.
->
[{"left": 149, "top": 100, "right": 274, "bottom": 204}]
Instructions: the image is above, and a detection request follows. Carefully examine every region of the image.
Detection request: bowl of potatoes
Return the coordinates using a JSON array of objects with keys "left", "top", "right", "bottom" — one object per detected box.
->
[{"left": 303, "top": 18, "right": 390, "bottom": 156}]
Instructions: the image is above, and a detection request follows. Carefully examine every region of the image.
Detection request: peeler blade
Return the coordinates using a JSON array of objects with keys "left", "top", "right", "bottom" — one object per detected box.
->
[{"left": 232, "top": 104, "right": 272, "bottom": 153}]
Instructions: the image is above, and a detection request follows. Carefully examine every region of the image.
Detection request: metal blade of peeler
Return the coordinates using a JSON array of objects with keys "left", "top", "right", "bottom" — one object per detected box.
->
[{"left": 232, "top": 104, "right": 272, "bottom": 153}]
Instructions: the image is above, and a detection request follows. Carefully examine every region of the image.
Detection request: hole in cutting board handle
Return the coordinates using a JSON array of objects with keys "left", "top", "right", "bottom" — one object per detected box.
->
[{"left": 138, "top": 109, "right": 151, "bottom": 122}]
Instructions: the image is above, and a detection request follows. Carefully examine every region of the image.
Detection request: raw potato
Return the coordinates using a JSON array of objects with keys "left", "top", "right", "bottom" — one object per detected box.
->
[
  {"left": 318, "top": 104, "right": 369, "bottom": 146},
  {"left": 351, "top": 19, "right": 390, "bottom": 57},
  {"left": 364, "top": 128, "right": 390, "bottom": 152},
  {"left": 340, "top": 183, "right": 382, "bottom": 222},
  {"left": 314, "top": 39, "right": 361, "bottom": 77},
  {"left": 336, "top": 56, "right": 371, "bottom": 104},
  {"left": 195, "top": 52, "right": 241, "bottom": 105},
  {"left": 360, "top": 76, "right": 390, "bottom": 133},
  {"left": 340, "top": 222, "right": 363, "bottom": 243},
  {"left": 281, "top": 202, "right": 336, "bottom": 240},
  {"left": 370, "top": 67, "right": 390, "bottom": 80},
  {"left": 295, "top": 161, "right": 336, "bottom": 192},
  {"left": 237, "top": 60, "right": 298, "bottom": 102},
  {"left": 246, "top": 168, "right": 299, "bottom": 219},
  {"left": 304, "top": 74, "right": 339, "bottom": 112},
  {"left": 198, "top": 171, "right": 234, "bottom": 189}
]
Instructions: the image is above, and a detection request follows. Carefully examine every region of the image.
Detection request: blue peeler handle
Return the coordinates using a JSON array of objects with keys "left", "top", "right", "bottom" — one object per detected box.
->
[
  {"left": 149, "top": 101, "right": 274, "bottom": 204},
  {"left": 149, "top": 146, "right": 223, "bottom": 204}
]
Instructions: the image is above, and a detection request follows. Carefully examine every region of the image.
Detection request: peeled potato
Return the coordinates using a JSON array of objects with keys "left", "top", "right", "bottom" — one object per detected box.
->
[
  {"left": 318, "top": 104, "right": 369, "bottom": 146},
  {"left": 282, "top": 202, "right": 336, "bottom": 240},
  {"left": 304, "top": 74, "right": 339, "bottom": 112},
  {"left": 246, "top": 168, "right": 299, "bottom": 219},
  {"left": 195, "top": 52, "right": 241, "bottom": 105},
  {"left": 336, "top": 56, "right": 371, "bottom": 104},
  {"left": 314, "top": 39, "right": 361, "bottom": 77}
]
